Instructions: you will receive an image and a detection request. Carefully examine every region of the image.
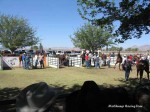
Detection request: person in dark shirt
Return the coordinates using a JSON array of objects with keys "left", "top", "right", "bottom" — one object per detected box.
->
[
  {"left": 22, "top": 53, "right": 26, "bottom": 69},
  {"left": 123, "top": 56, "right": 132, "bottom": 81}
]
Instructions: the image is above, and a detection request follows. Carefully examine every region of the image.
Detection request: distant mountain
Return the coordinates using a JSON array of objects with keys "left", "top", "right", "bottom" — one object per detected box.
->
[{"left": 130, "top": 45, "right": 150, "bottom": 51}]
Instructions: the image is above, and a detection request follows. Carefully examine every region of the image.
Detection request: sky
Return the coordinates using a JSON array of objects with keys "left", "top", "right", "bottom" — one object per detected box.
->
[{"left": 0, "top": 0, "right": 150, "bottom": 49}]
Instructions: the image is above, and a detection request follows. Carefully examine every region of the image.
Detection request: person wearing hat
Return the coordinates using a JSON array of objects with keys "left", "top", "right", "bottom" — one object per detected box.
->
[{"left": 16, "top": 82, "right": 59, "bottom": 112}]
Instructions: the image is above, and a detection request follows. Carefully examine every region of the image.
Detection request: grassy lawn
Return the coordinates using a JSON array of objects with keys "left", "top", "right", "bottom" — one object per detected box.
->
[
  {"left": 0, "top": 65, "right": 149, "bottom": 100},
  {"left": 0, "top": 66, "right": 143, "bottom": 89}
]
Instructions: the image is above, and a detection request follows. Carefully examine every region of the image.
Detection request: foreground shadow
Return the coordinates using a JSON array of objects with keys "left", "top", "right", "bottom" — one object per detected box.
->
[
  {"left": 0, "top": 87, "right": 21, "bottom": 100},
  {"left": 0, "top": 88, "right": 21, "bottom": 112},
  {"left": 118, "top": 77, "right": 150, "bottom": 91},
  {"left": 0, "top": 78, "right": 150, "bottom": 112}
]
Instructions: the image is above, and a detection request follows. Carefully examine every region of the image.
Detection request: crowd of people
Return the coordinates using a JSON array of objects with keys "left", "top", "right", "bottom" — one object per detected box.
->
[
  {"left": 81, "top": 50, "right": 150, "bottom": 67},
  {"left": 19, "top": 52, "right": 45, "bottom": 69},
  {"left": 18, "top": 50, "right": 150, "bottom": 82},
  {"left": 80, "top": 50, "right": 150, "bottom": 81},
  {"left": 81, "top": 51, "right": 112, "bottom": 69}
]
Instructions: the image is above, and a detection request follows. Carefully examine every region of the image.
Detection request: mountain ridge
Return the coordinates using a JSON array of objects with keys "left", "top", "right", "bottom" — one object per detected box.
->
[{"left": 130, "top": 45, "right": 150, "bottom": 51}]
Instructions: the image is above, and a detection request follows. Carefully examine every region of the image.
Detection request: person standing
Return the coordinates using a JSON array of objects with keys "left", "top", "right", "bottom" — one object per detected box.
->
[
  {"left": 123, "top": 56, "right": 132, "bottom": 81},
  {"left": 65, "top": 54, "right": 69, "bottom": 66},
  {"left": 19, "top": 53, "right": 22, "bottom": 67},
  {"left": 25, "top": 53, "right": 30, "bottom": 69},
  {"left": 94, "top": 55, "right": 100, "bottom": 69},
  {"left": 107, "top": 53, "right": 111, "bottom": 68},
  {"left": 121, "top": 55, "right": 127, "bottom": 70},
  {"left": 34, "top": 53, "right": 39, "bottom": 69},
  {"left": 43, "top": 53, "right": 47, "bottom": 68},
  {"left": 88, "top": 52, "right": 92, "bottom": 67},
  {"left": 39, "top": 53, "right": 44, "bottom": 68},
  {"left": 81, "top": 50, "right": 86, "bottom": 66},
  {"left": 85, "top": 53, "right": 89, "bottom": 68},
  {"left": 103, "top": 53, "right": 107, "bottom": 66},
  {"left": 22, "top": 53, "right": 26, "bottom": 69}
]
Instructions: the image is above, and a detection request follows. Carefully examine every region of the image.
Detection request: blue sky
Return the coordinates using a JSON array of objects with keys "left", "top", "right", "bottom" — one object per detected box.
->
[{"left": 0, "top": 0, "right": 149, "bottom": 49}]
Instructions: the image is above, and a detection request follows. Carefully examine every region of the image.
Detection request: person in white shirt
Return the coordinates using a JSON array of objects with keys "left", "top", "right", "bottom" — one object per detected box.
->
[{"left": 39, "top": 53, "right": 44, "bottom": 68}]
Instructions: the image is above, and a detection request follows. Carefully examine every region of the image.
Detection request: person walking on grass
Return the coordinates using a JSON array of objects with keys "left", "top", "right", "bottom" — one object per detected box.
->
[{"left": 123, "top": 56, "right": 132, "bottom": 81}]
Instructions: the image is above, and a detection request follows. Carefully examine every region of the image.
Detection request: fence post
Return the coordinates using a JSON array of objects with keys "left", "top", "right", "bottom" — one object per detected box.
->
[
  {"left": 57, "top": 58, "right": 59, "bottom": 68},
  {"left": 80, "top": 58, "right": 82, "bottom": 67},
  {"left": 71, "top": 59, "right": 72, "bottom": 66},
  {"left": 0, "top": 55, "right": 3, "bottom": 70}
]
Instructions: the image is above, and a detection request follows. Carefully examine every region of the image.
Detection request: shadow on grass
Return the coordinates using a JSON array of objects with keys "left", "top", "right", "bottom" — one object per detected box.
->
[
  {"left": 0, "top": 87, "right": 21, "bottom": 112},
  {"left": 1, "top": 75, "right": 149, "bottom": 94},
  {"left": 117, "top": 77, "right": 150, "bottom": 91},
  {"left": 1, "top": 78, "right": 149, "bottom": 100},
  {"left": 0, "top": 78, "right": 150, "bottom": 112},
  {"left": 0, "top": 87, "right": 21, "bottom": 100}
]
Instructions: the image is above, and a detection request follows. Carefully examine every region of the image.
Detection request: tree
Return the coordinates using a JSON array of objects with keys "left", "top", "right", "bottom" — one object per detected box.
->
[
  {"left": 31, "top": 45, "right": 39, "bottom": 51},
  {"left": 125, "top": 47, "right": 139, "bottom": 51},
  {"left": 70, "top": 23, "right": 115, "bottom": 52},
  {"left": 132, "top": 48, "right": 139, "bottom": 51},
  {"left": 77, "top": 0, "right": 150, "bottom": 43},
  {"left": 39, "top": 43, "right": 43, "bottom": 50},
  {"left": 119, "top": 47, "right": 123, "bottom": 51},
  {"left": 125, "top": 47, "right": 132, "bottom": 51},
  {"left": 0, "top": 14, "right": 39, "bottom": 52},
  {"left": 108, "top": 46, "right": 123, "bottom": 51}
]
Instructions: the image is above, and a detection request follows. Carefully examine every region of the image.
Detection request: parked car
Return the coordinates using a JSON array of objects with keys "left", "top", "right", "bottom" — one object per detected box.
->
[
  {"left": 47, "top": 50, "right": 56, "bottom": 57},
  {"left": 56, "top": 50, "right": 64, "bottom": 55},
  {"left": 74, "top": 51, "right": 81, "bottom": 55},
  {"left": 26, "top": 50, "right": 35, "bottom": 55},
  {"left": 64, "top": 51, "right": 71, "bottom": 55},
  {"left": 13, "top": 50, "right": 26, "bottom": 56},
  {"left": 1, "top": 50, "right": 12, "bottom": 56}
]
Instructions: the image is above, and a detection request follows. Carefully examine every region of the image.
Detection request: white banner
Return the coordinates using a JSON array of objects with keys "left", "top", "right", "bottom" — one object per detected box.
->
[{"left": 3, "top": 57, "right": 19, "bottom": 67}]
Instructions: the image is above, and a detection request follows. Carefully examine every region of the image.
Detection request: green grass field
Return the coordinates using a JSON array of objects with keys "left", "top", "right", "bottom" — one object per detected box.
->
[
  {"left": 0, "top": 66, "right": 144, "bottom": 89},
  {"left": 0, "top": 65, "right": 149, "bottom": 100}
]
